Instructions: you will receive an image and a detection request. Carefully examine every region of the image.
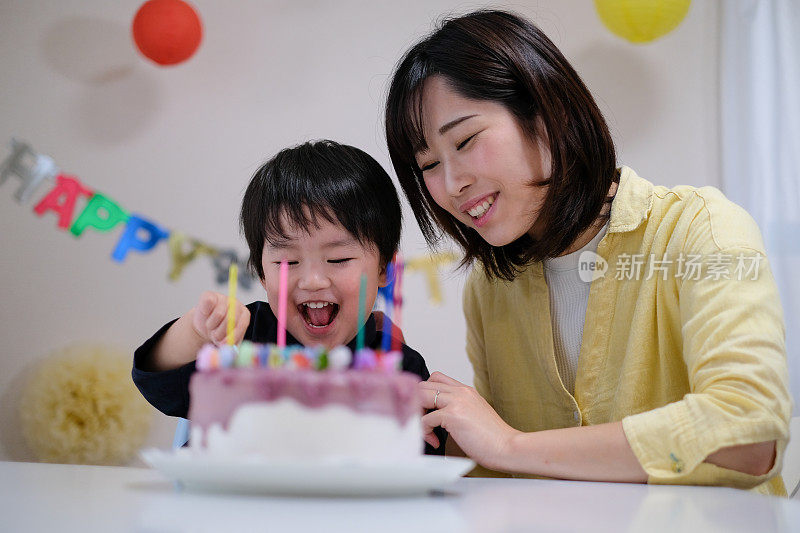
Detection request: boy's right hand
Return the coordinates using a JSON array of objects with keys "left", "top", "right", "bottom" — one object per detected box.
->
[{"left": 191, "top": 291, "right": 250, "bottom": 346}]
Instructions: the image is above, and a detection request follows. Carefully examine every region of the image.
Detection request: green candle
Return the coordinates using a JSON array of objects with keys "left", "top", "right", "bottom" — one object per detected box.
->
[{"left": 356, "top": 272, "right": 367, "bottom": 351}]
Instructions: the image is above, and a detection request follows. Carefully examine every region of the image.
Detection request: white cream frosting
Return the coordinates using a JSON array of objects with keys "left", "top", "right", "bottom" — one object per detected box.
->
[{"left": 191, "top": 398, "right": 423, "bottom": 461}]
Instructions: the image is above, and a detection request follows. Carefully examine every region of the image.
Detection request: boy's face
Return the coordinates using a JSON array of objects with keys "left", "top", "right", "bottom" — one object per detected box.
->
[{"left": 260, "top": 211, "right": 388, "bottom": 350}]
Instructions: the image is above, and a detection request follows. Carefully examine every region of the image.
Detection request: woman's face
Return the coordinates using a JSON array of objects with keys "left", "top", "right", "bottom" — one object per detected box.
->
[{"left": 415, "top": 76, "right": 551, "bottom": 247}]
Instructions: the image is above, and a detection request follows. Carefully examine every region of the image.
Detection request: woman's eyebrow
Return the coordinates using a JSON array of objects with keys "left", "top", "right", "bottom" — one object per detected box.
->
[
  {"left": 438, "top": 114, "right": 478, "bottom": 135},
  {"left": 415, "top": 114, "right": 479, "bottom": 156}
]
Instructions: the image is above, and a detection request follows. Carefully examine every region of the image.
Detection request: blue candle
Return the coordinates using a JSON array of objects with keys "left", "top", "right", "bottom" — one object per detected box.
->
[{"left": 381, "top": 262, "right": 395, "bottom": 353}]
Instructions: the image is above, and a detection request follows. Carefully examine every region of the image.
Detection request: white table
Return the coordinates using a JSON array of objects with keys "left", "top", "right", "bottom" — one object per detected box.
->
[{"left": 2, "top": 460, "right": 798, "bottom": 532}]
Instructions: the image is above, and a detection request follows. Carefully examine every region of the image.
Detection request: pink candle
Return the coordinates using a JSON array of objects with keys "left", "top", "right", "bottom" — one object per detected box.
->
[{"left": 277, "top": 260, "right": 288, "bottom": 348}]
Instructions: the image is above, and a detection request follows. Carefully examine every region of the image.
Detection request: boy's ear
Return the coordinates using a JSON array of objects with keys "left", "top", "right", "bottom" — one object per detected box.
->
[
  {"left": 378, "top": 263, "right": 389, "bottom": 287},
  {"left": 260, "top": 277, "right": 268, "bottom": 293}
]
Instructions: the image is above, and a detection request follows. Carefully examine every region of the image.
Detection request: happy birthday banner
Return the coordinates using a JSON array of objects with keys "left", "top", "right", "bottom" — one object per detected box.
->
[{"left": 0, "top": 139, "right": 458, "bottom": 303}]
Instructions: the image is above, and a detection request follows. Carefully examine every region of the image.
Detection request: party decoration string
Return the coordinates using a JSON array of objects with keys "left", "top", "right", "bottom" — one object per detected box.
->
[
  {"left": 404, "top": 252, "right": 459, "bottom": 305},
  {"left": 167, "top": 232, "right": 217, "bottom": 281},
  {"left": 0, "top": 139, "right": 458, "bottom": 304}
]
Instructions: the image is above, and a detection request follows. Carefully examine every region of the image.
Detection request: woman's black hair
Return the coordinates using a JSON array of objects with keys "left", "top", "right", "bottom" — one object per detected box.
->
[
  {"left": 240, "top": 140, "right": 401, "bottom": 279},
  {"left": 385, "top": 9, "right": 617, "bottom": 281}
]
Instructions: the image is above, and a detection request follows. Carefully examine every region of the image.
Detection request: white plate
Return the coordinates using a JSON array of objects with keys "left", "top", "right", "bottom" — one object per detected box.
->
[{"left": 140, "top": 448, "right": 474, "bottom": 497}]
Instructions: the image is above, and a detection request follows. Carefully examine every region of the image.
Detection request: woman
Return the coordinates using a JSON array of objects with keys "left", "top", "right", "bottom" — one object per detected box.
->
[{"left": 385, "top": 10, "right": 790, "bottom": 495}]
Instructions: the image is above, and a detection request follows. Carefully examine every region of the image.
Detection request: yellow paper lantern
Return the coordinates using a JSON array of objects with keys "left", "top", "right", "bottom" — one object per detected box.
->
[{"left": 594, "top": 0, "right": 692, "bottom": 44}]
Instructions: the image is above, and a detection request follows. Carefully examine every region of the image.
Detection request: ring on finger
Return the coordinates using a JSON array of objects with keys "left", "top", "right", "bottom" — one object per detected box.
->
[{"left": 433, "top": 389, "right": 440, "bottom": 409}]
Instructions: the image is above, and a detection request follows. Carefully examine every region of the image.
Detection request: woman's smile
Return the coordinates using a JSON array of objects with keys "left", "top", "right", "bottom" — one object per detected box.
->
[{"left": 463, "top": 193, "right": 498, "bottom": 228}]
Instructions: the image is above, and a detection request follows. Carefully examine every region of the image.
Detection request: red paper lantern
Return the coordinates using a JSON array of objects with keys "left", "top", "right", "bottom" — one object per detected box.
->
[{"left": 132, "top": 0, "right": 202, "bottom": 66}]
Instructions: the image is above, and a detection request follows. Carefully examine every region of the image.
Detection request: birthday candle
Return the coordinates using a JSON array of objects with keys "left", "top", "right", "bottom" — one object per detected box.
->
[
  {"left": 381, "top": 260, "right": 395, "bottom": 353},
  {"left": 354, "top": 348, "right": 377, "bottom": 370},
  {"left": 268, "top": 344, "right": 284, "bottom": 368},
  {"left": 218, "top": 345, "right": 236, "bottom": 368},
  {"left": 226, "top": 263, "right": 238, "bottom": 346},
  {"left": 236, "top": 341, "right": 256, "bottom": 367},
  {"left": 196, "top": 344, "right": 216, "bottom": 372},
  {"left": 277, "top": 260, "right": 288, "bottom": 349},
  {"left": 392, "top": 254, "right": 404, "bottom": 353},
  {"left": 355, "top": 272, "right": 367, "bottom": 352},
  {"left": 328, "top": 345, "right": 352, "bottom": 370}
]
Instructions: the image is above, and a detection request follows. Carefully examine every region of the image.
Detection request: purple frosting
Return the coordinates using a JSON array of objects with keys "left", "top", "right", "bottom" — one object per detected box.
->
[{"left": 188, "top": 369, "right": 422, "bottom": 433}]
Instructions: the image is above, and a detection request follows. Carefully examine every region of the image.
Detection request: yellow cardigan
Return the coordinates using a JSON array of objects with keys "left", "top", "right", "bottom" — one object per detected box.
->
[{"left": 463, "top": 167, "right": 791, "bottom": 495}]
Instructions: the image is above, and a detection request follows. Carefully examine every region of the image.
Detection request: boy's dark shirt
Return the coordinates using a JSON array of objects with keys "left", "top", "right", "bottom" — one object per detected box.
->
[{"left": 133, "top": 301, "right": 447, "bottom": 455}]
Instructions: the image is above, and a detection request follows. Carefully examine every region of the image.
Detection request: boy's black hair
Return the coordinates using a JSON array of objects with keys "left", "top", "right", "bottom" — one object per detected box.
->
[{"left": 240, "top": 140, "right": 402, "bottom": 280}]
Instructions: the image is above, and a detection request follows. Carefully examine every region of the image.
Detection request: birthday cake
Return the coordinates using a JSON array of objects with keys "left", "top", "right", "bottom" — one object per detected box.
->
[{"left": 187, "top": 343, "right": 424, "bottom": 461}]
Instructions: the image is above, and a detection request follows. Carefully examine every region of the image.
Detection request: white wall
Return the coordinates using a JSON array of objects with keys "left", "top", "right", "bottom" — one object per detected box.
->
[{"left": 0, "top": 0, "right": 720, "bottom": 462}]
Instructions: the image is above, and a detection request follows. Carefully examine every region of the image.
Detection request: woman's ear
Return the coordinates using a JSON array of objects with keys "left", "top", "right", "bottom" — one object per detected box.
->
[{"left": 533, "top": 115, "right": 553, "bottom": 179}]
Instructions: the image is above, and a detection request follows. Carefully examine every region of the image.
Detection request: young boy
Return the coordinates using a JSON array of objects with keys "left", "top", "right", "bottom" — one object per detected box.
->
[{"left": 132, "top": 140, "right": 445, "bottom": 454}]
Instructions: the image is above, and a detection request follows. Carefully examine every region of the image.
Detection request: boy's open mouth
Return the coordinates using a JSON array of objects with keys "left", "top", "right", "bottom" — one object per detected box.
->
[{"left": 299, "top": 301, "right": 340, "bottom": 328}]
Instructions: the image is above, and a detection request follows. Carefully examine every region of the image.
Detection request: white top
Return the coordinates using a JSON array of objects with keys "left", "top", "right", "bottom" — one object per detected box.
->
[
  {"left": 2, "top": 461, "right": 798, "bottom": 532},
  {"left": 543, "top": 224, "right": 608, "bottom": 395}
]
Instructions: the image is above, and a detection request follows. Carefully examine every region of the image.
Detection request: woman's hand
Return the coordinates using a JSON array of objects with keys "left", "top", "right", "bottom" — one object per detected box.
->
[
  {"left": 419, "top": 372, "right": 520, "bottom": 470},
  {"left": 190, "top": 291, "right": 250, "bottom": 346}
]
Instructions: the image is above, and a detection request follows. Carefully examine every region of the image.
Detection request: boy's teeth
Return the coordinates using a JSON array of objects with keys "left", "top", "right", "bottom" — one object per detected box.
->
[
  {"left": 468, "top": 195, "right": 495, "bottom": 218},
  {"left": 303, "top": 301, "right": 332, "bottom": 309}
]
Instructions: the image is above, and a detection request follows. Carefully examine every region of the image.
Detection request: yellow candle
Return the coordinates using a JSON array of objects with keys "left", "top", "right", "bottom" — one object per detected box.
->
[{"left": 227, "top": 263, "right": 238, "bottom": 345}]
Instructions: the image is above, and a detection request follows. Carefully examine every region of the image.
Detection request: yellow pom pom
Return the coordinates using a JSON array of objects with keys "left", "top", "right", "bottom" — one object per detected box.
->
[
  {"left": 19, "top": 343, "right": 152, "bottom": 465},
  {"left": 594, "top": 0, "right": 692, "bottom": 44}
]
